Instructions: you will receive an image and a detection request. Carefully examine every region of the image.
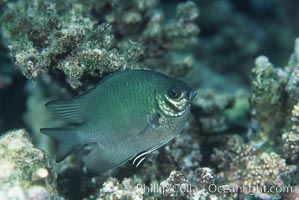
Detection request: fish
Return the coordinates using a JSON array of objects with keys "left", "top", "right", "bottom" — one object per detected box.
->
[{"left": 41, "top": 69, "right": 196, "bottom": 173}]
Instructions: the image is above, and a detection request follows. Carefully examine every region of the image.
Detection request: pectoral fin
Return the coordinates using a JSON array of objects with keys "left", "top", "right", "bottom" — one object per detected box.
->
[{"left": 131, "top": 110, "right": 161, "bottom": 135}]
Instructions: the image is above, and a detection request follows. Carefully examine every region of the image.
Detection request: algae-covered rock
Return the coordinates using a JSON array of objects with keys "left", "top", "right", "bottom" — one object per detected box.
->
[{"left": 0, "top": 129, "right": 61, "bottom": 200}]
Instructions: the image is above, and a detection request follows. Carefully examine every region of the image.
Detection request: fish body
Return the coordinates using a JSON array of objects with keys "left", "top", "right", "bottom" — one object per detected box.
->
[{"left": 41, "top": 69, "right": 196, "bottom": 172}]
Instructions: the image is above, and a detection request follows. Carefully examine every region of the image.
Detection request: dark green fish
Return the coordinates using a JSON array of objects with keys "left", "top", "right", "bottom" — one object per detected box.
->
[{"left": 41, "top": 69, "right": 196, "bottom": 173}]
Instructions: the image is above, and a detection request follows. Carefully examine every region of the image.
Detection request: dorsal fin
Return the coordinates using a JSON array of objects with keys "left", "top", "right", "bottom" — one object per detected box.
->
[{"left": 46, "top": 96, "right": 86, "bottom": 124}]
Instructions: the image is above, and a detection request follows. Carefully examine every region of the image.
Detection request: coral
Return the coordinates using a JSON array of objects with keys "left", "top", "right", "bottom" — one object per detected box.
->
[
  {"left": 97, "top": 168, "right": 224, "bottom": 200},
  {"left": 282, "top": 131, "right": 299, "bottom": 161},
  {"left": 89, "top": 0, "right": 199, "bottom": 56},
  {"left": 192, "top": 90, "right": 249, "bottom": 133},
  {"left": 159, "top": 169, "right": 220, "bottom": 199},
  {"left": 147, "top": 1, "right": 199, "bottom": 50},
  {"left": 282, "top": 102, "right": 299, "bottom": 162},
  {"left": 162, "top": 133, "right": 202, "bottom": 170},
  {"left": 250, "top": 38, "right": 299, "bottom": 149},
  {"left": 96, "top": 177, "right": 144, "bottom": 200},
  {"left": 192, "top": 90, "right": 234, "bottom": 133},
  {"left": 0, "top": 0, "right": 199, "bottom": 89},
  {"left": 1, "top": 1, "right": 127, "bottom": 89},
  {"left": 199, "top": 36, "right": 299, "bottom": 200},
  {"left": 0, "top": 129, "right": 60, "bottom": 199},
  {"left": 285, "top": 38, "right": 299, "bottom": 109},
  {"left": 251, "top": 55, "right": 288, "bottom": 138},
  {"left": 212, "top": 135, "right": 297, "bottom": 199},
  {"left": 242, "top": 152, "right": 296, "bottom": 187},
  {"left": 195, "top": 167, "right": 216, "bottom": 186},
  {"left": 211, "top": 135, "right": 256, "bottom": 170},
  {"left": 159, "top": 170, "right": 193, "bottom": 198},
  {"left": 138, "top": 0, "right": 199, "bottom": 77}
]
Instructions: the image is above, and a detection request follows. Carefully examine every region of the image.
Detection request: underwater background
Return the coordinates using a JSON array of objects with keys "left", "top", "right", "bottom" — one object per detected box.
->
[{"left": 0, "top": 0, "right": 299, "bottom": 199}]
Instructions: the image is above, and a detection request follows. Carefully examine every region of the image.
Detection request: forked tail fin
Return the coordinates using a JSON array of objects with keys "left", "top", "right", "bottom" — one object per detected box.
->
[{"left": 41, "top": 127, "right": 81, "bottom": 162}]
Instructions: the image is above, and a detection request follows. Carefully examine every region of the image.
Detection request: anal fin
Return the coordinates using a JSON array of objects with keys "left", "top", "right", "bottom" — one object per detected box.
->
[{"left": 83, "top": 144, "right": 127, "bottom": 173}]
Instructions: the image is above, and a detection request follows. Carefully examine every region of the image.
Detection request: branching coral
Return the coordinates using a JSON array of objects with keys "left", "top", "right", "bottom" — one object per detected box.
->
[
  {"left": 1, "top": 1, "right": 127, "bottom": 89},
  {"left": 192, "top": 91, "right": 235, "bottom": 133},
  {"left": 249, "top": 39, "right": 299, "bottom": 157},
  {"left": 0, "top": 0, "right": 199, "bottom": 89},
  {"left": 159, "top": 170, "right": 193, "bottom": 199},
  {"left": 86, "top": 0, "right": 199, "bottom": 78},
  {"left": 97, "top": 168, "right": 224, "bottom": 200},
  {"left": 204, "top": 37, "right": 299, "bottom": 200},
  {"left": 282, "top": 102, "right": 299, "bottom": 162},
  {"left": 191, "top": 90, "right": 249, "bottom": 134},
  {"left": 96, "top": 177, "right": 144, "bottom": 200},
  {"left": 212, "top": 135, "right": 297, "bottom": 199},
  {"left": 251, "top": 55, "right": 288, "bottom": 139}
]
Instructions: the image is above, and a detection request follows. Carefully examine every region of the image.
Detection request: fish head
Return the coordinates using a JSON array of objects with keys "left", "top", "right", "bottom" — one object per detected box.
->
[{"left": 155, "top": 77, "right": 196, "bottom": 117}]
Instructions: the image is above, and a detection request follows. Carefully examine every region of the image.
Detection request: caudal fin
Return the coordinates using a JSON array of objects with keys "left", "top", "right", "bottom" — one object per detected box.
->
[{"left": 41, "top": 127, "right": 81, "bottom": 162}]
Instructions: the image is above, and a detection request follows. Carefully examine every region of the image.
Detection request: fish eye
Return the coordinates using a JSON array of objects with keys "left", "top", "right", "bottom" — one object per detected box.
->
[{"left": 167, "top": 87, "right": 181, "bottom": 99}]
